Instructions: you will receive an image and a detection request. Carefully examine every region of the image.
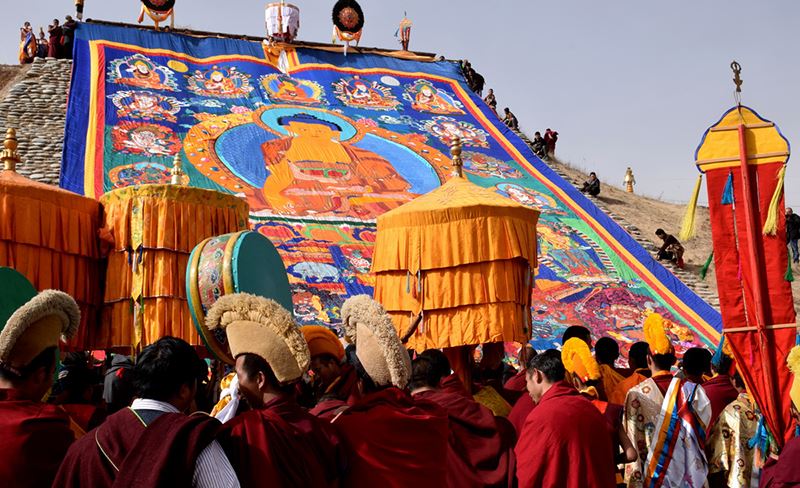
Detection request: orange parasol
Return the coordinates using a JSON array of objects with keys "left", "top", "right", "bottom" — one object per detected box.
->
[
  {"left": 98, "top": 154, "right": 249, "bottom": 351},
  {"left": 0, "top": 128, "right": 102, "bottom": 350},
  {"left": 372, "top": 139, "right": 539, "bottom": 352}
]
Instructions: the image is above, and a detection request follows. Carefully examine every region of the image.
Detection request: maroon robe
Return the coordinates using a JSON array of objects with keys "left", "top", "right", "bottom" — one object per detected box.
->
[
  {"left": 221, "top": 395, "right": 345, "bottom": 487},
  {"left": 309, "top": 364, "right": 360, "bottom": 419},
  {"left": 760, "top": 435, "right": 800, "bottom": 487},
  {"left": 53, "top": 407, "right": 220, "bottom": 487},
  {"left": 333, "top": 387, "right": 450, "bottom": 488},
  {"left": 515, "top": 382, "right": 616, "bottom": 488},
  {"left": 60, "top": 403, "right": 107, "bottom": 432},
  {"left": 0, "top": 389, "right": 74, "bottom": 488},
  {"left": 47, "top": 25, "right": 62, "bottom": 58},
  {"left": 508, "top": 392, "right": 534, "bottom": 433},
  {"left": 414, "top": 377, "right": 516, "bottom": 487},
  {"left": 702, "top": 374, "right": 739, "bottom": 429}
]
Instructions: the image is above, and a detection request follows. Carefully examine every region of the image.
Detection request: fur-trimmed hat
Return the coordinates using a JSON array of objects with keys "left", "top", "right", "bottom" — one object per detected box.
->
[
  {"left": 301, "top": 326, "right": 345, "bottom": 362},
  {"left": 206, "top": 293, "right": 309, "bottom": 384},
  {"left": 561, "top": 337, "right": 601, "bottom": 383},
  {"left": 0, "top": 268, "right": 79, "bottom": 373},
  {"left": 643, "top": 312, "right": 675, "bottom": 356},
  {"left": 340, "top": 295, "right": 411, "bottom": 389}
]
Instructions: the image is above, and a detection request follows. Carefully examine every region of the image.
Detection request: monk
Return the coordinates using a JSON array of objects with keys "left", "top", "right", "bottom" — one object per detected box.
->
[
  {"left": 0, "top": 268, "right": 79, "bottom": 488},
  {"left": 54, "top": 337, "right": 239, "bottom": 487},
  {"left": 207, "top": 294, "right": 346, "bottom": 487},
  {"left": 332, "top": 295, "right": 449, "bottom": 488},
  {"left": 701, "top": 346, "right": 739, "bottom": 430},
  {"left": 595, "top": 337, "right": 625, "bottom": 397},
  {"left": 760, "top": 345, "right": 800, "bottom": 487},
  {"left": 624, "top": 314, "right": 711, "bottom": 488},
  {"left": 53, "top": 353, "right": 107, "bottom": 434},
  {"left": 301, "top": 325, "right": 359, "bottom": 419},
  {"left": 411, "top": 350, "right": 516, "bottom": 487},
  {"left": 608, "top": 341, "right": 650, "bottom": 405},
  {"left": 515, "top": 350, "right": 616, "bottom": 488}
]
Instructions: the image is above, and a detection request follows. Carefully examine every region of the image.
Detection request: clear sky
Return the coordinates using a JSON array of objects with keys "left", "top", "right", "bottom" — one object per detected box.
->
[{"left": 3, "top": 0, "right": 800, "bottom": 207}]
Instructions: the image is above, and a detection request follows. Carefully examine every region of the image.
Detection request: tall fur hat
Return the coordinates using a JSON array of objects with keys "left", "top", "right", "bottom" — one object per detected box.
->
[
  {"left": 206, "top": 293, "right": 310, "bottom": 383},
  {"left": 643, "top": 312, "right": 675, "bottom": 356},
  {"left": 561, "top": 337, "right": 601, "bottom": 383},
  {"left": 340, "top": 295, "right": 410, "bottom": 389},
  {"left": 0, "top": 268, "right": 79, "bottom": 373}
]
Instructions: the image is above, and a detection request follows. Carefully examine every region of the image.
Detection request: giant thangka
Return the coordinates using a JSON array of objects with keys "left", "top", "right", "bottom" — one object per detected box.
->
[{"left": 61, "top": 23, "right": 721, "bottom": 353}]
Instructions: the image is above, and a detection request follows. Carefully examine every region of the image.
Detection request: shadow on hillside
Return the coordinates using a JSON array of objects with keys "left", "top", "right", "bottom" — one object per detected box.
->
[{"left": 596, "top": 196, "right": 627, "bottom": 205}]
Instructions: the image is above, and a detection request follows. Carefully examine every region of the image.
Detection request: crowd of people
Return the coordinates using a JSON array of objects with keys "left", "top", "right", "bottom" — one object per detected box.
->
[
  {"left": 2, "top": 274, "right": 797, "bottom": 488},
  {"left": 19, "top": 17, "right": 77, "bottom": 64}
]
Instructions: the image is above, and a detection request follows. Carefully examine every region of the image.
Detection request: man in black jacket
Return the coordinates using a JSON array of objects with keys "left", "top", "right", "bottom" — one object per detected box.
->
[{"left": 786, "top": 208, "right": 800, "bottom": 263}]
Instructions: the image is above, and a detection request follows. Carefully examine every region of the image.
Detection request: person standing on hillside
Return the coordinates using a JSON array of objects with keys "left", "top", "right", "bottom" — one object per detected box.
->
[
  {"left": 786, "top": 208, "right": 800, "bottom": 263},
  {"left": 47, "top": 19, "right": 62, "bottom": 58},
  {"left": 547, "top": 130, "right": 558, "bottom": 157}
]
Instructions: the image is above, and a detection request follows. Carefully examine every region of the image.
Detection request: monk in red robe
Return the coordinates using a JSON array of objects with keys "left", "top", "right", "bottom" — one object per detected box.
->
[
  {"left": 760, "top": 345, "right": 800, "bottom": 487},
  {"left": 332, "top": 295, "right": 450, "bottom": 488},
  {"left": 205, "top": 294, "right": 346, "bottom": 487},
  {"left": 301, "top": 325, "right": 359, "bottom": 419},
  {"left": 515, "top": 350, "right": 616, "bottom": 488},
  {"left": 702, "top": 349, "right": 740, "bottom": 429},
  {"left": 411, "top": 349, "right": 516, "bottom": 487},
  {"left": 54, "top": 337, "right": 239, "bottom": 488},
  {"left": 0, "top": 268, "right": 79, "bottom": 488}
]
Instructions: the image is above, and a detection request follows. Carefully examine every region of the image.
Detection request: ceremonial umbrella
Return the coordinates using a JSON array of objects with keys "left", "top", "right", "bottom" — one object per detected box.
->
[
  {"left": 372, "top": 139, "right": 539, "bottom": 374},
  {"left": 693, "top": 82, "right": 796, "bottom": 445},
  {"left": 98, "top": 154, "right": 249, "bottom": 352},
  {"left": 0, "top": 128, "right": 102, "bottom": 350}
]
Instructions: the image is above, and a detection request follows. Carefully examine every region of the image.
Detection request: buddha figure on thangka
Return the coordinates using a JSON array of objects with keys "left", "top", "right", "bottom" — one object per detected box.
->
[
  {"left": 107, "top": 53, "right": 178, "bottom": 91},
  {"left": 186, "top": 66, "right": 254, "bottom": 98},
  {"left": 182, "top": 104, "right": 453, "bottom": 220},
  {"left": 404, "top": 79, "right": 464, "bottom": 115},
  {"left": 332, "top": 76, "right": 401, "bottom": 111}
]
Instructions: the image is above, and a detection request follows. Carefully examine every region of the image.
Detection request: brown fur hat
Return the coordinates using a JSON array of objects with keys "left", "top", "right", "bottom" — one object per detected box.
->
[
  {"left": 206, "top": 293, "right": 310, "bottom": 383},
  {"left": 340, "top": 295, "right": 411, "bottom": 389}
]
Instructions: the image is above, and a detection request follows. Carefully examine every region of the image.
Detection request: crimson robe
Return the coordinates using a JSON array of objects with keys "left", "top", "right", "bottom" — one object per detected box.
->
[
  {"left": 309, "top": 364, "right": 360, "bottom": 419},
  {"left": 515, "top": 382, "right": 616, "bottom": 488},
  {"left": 53, "top": 408, "right": 220, "bottom": 487},
  {"left": 502, "top": 370, "right": 528, "bottom": 404},
  {"left": 760, "top": 435, "right": 800, "bottom": 487},
  {"left": 333, "top": 387, "right": 449, "bottom": 488},
  {"left": 60, "top": 403, "right": 107, "bottom": 432},
  {"left": 415, "top": 375, "right": 516, "bottom": 487},
  {"left": 221, "top": 396, "right": 345, "bottom": 487},
  {"left": 0, "top": 389, "right": 74, "bottom": 488},
  {"left": 702, "top": 374, "right": 740, "bottom": 429},
  {"left": 508, "top": 392, "right": 534, "bottom": 433}
]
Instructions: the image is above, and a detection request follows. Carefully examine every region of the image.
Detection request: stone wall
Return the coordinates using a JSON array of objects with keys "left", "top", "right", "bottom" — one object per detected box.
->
[{"left": 0, "top": 58, "right": 71, "bottom": 185}]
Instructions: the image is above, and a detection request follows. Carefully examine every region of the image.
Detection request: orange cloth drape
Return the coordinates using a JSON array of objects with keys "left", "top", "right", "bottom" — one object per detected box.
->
[
  {"left": 373, "top": 176, "right": 539, "bottom": 350},
  {"left": 99, "top": 184, "right": 248, "bottom": 350},
  {"left": 0, "top": 170, "right": 101, "bottom": 349}
]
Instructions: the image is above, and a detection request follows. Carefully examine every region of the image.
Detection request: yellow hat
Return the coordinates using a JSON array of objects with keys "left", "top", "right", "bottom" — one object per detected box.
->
[
  {"left": 561, "top": 338, "right": 601, "bottom": 383},
  {"left": 341, "top": 295, "right": 410, "bottom": 389},
  {"left": 643, "top": 312, "right": 675, "bottom": 356},
  {"left": 0, "top": 268, "right": 79, "bottom": 374},
  {"left": 301, "top": 325, "right": 345, "bottom": 362},
  {"left": 206, "top": 293, "right": 310, "bottom": 384},
  {"left": 787, "top": 346, "right": 800, "bottom": 410}
]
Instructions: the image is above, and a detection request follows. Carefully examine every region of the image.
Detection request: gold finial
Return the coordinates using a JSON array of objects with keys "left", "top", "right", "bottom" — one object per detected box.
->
[
  {"left": 1, "top": 128, "right": 21, "bottom": 172},
  {"left": 170, "top": 152, "right": 185, "bottom": 185},
  {"left": 450, "top": 137, "right": 463, "bottom": 178}
]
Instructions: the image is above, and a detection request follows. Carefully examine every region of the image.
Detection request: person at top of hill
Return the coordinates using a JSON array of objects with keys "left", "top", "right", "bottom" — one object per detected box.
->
[
  {"left": 581, "top": 172, "right": 601, "bottom": 197},
  {"left": 531, "top": 131, "right": 547, "bottom": 158},
  {"left": 47, "top": 19, "right": 62, "bottom": 58},
  {"left": 484, "top": 88, "right": 497, "bottom": 113},
  {"left": 655, "top": 228, "right": 685, "bottom": 268},
  {"left": 786, "top": 207, "right": 800, "bottom": 263},
  {"left": 545, "top": 128, "right": 558, "bottom": 156},
  {"left": 502, "top": 107, "right": 519, "bottom": 130}
]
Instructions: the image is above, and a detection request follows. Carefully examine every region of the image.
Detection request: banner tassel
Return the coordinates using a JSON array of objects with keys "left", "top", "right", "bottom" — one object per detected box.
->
[
  {"left": 786, "top": 254, "right": 794, "bottom": 282},
  {"left": 721, "top": 172, "right": 734, "bottom": 205},
  {"left": 763, "top": 165, "right": 787, "bottom": 236},
  {"left": 679, "top": 174, "right": 703, "bottom": 241},
  {"left": 699, "top": 251, "right": 714, "bottom": 280}
]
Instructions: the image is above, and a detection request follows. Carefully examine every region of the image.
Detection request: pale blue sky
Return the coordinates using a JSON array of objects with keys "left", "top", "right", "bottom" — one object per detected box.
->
[{"left": 4, "top": 1, "right": 800, "bottom": 208}]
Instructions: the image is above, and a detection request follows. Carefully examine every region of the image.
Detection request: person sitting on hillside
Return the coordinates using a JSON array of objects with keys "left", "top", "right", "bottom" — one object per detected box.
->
[
  {"left": 580, "top": 172, "right": 601, "bottom": 197},
  {"left": 531, "top": 132, "right": 547, "bottom": 159},
  {"left": 655, "top": 228, "right": 685, "bottom": 268},
  {"left": 502, "top": 108, "right": 519, "bottom": 131},
  {"left": 483, "top": 89, "right": 497, "bottom": 113}
]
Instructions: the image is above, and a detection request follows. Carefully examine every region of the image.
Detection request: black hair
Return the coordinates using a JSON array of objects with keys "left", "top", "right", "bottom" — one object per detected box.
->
[
  {"left": 628, "top": 342, "right": 650, "bottom": 370},
  {"left": 526, "top": 349, "right": 565, "bottom": 383},
  {"left": 419, "top": 349, "right": 451, "bottom": 382},
  {"left": 562, "top": 325, "right": 592, "bottom": 346},
  {"left": 0, "top": 346, "right": 57, "bottom": 382},
  {"left": 237, "top": 353, "right": 296, "bottom": 394},
  {"left": 410, "top": 356, "right": 439, "bottom": 390},
  {"left": 589, "top": 172, "right": 596, "bottom": 177},
  {"left": 682, "top": 347, "right": 712, "bottom": 377},
  {"left": 595, "top": 337, "right": 619, "bottom": 365},
  {"left": 651, "top": 353, "right": 677, "bottom": 371},
  {"left": 132, "top": 337, "right": 207, "bottom": 402},
  {"left": 655, "top": 228, "right": 666, "bottom": 236},
  {"left": 712, "top": 353, "right": 734, "bottom": 375},
  {"left": 277, "top": 113, "right": 342, "bottom": 131}
]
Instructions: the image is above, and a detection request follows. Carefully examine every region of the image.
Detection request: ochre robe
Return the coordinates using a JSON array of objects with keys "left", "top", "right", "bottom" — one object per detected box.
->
[
  {"left": 608, "top": 368, "right": 649, "bottom": 405},
  {"left": 760, "top": 436, "right": 800, "bottom": 487},
  {"left": 54, "top": 408, "right": 220, "bottom": 487},
  {"left": 415, "top": 375, "right": 516, "bottom": 487},
  {"left": 221, "top": 396, "right": 345, "bottom": 487},
  {"left": 0, "top": 389, "right": 74, "bottom": 488},
  {"left": 332, "top": 387, "right": 449, "bottom": 488},
  {"left": 702, "top": 374, "right": 740, "bottom": 429},
  {"left": 515, "top": 381, "right": 616, "bottom": 488},
  {"left": 600, "top": 363, "right": 625, "bottom": 400}
]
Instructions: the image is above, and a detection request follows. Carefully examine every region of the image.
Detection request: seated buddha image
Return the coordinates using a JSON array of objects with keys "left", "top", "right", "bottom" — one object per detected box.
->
[
  {"left": 260, "top": 113, "right": 414, "bottom": 217},
  {"left": 275, "top": 78, "right": 318, "bottom": 104},
  {"left": 334, "top": 77, "right": 400, "bottom": 110},
  {"left": 187, "top": 66, "right": 253, "bottom": 98},
  {"left": 109, "top": 53, "right": 177, "bottom": 91},
  {"left": 406, "top": 80, "right": 464, "bottom": 114}
]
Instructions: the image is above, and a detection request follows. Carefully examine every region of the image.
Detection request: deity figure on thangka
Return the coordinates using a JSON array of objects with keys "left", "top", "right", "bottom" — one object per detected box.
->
[
  {"left": 333, "top": 76, "right": 401, "bottom": 110},
  {"left": 404, "top": 79, "right": 464, "bottom": 115},
  {"left": 110, "top": 90, "right": 184, "bottom": 122},
  {"left": 111, "top": 122, "right": 181, "bottom": 156},
  {"left": 417, "top": 116, "right": 489, "bottom": 148},
  {"left": 108, "top": 53, "right": 178, "bottom": 91},
  {"left": 262, "top": 73, "right": 326, "bottom": 105},
  {"left": 186, "top": 66, "right": 254, "bottom": 98}
]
